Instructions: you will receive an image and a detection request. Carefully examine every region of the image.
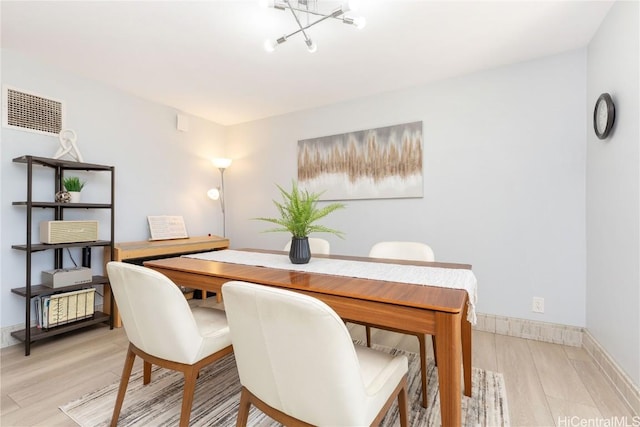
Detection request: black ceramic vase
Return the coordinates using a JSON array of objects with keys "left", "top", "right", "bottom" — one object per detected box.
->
[{"left": 289, "top": 236, "right": 311, "bottom": 264}]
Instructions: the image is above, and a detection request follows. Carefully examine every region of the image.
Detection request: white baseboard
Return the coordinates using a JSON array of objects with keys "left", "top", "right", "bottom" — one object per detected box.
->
[
  {"left": 1, "top": 323, "right": 24, "bottom": 348},
  {"left": 474, "top": 312, "right": 583, "bottom": 347},
  {"left": 582, "top": 329, "right": 640, "bottom": 416}
]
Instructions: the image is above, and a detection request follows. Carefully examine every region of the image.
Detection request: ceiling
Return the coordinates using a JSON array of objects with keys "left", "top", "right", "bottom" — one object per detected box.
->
[{"left": 1, "top": 1, "right": 614, "bottom": 126}]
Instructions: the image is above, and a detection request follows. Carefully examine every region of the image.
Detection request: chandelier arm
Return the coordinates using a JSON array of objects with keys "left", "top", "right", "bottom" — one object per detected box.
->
[
  {"left": 284, "top": 0, "right": 312, "bottom": 42},
  {"left": 265, "top": 2, "right": 362, "bottom": 52},
  {"left": 283, "top": 5, "right": 346, "bottom": 20},
  {"left": 281, "top": 7, "right": 344, "bottom": 40}
]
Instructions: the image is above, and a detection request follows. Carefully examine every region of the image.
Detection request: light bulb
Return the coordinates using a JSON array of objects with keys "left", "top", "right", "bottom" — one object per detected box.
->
[
  {"left": 306, "top": 39, "right": 317, "bottom": 53},
  {"left": 258, "top": 0, "right": 274, "bottom": 8},
  {"left": 353, "top": 16, "right": 366, "bottom": 29},
  {"left": 342, "top": 0, "right": 359, "bottom": 12},
  {"left": 264, "top": 39, "right": 276, "bottom": 52},
  {"left": 207, "top": 188, "right": 220, "bottom": 200}
]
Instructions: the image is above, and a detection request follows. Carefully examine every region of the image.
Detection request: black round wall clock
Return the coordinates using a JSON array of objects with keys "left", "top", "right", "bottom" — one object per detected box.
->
[{"left": 593, "top": 93, "right": 615, "bottom": 140}]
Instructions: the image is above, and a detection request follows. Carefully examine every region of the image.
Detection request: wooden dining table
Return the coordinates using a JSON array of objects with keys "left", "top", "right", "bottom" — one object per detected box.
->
[{"left": 142, "top": 249, "right": 474, "bottom": 426}]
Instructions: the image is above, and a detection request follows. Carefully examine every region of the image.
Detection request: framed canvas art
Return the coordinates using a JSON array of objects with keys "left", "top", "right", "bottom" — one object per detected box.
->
[{"left": 298, "top": 121, "right": 423, "bottom": 200}]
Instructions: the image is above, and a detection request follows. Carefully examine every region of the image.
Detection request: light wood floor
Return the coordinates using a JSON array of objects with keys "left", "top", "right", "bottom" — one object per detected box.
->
[{"left": 0, "top": 301, "right": 635, "bottom": 426}]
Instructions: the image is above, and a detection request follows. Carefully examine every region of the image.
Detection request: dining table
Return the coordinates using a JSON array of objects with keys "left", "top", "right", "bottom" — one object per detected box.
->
[{"left": 142, "top": 248, "right": 477, "bottom": 427}]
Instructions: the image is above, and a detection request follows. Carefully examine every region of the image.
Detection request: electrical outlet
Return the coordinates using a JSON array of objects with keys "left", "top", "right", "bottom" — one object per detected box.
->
[{"left": 532, "top": 297, "right": 545, "bottom": 313}]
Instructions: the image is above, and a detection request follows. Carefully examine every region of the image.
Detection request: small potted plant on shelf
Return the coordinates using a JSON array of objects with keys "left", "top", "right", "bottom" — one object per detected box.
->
[
  {"left": 63, "top": 176, "right": 85, "bottom": 203},
  {"left": 254, "top": 181, "right": 346, "bottom": 264}
]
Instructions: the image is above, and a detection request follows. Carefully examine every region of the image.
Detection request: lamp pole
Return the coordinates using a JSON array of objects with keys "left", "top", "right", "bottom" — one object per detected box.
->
[
  {"left": 211, "top": 157, "right": 232, "bottom": 238},
  {"left": 218, "top": 167, "right": 226, "bottom": 238}
]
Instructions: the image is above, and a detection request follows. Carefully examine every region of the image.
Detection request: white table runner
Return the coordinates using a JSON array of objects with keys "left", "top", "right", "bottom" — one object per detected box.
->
[{"left": 185, "top": 250, "right": 477, "bottom": 324}]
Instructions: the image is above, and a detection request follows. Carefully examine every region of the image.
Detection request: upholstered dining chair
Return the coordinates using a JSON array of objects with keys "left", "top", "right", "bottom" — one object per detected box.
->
[
  {"left": 106, "top": 261, "right": 233, "bottom": 427},
  {"left": 366, "top": 241, "right": 437, "bottom": 357},
  {"left": 222, "top": 281, "right": 409, "bottom": 427},
  {"left": 368, "top": 241, "right": 435, "bottom": 263},
  {"left": 283, "top": 237, "right": 331, "bottom": 255}
]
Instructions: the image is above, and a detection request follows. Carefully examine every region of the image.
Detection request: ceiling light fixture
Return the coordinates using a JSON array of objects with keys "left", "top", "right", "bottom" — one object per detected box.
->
[{"left": 262, "top": 0, "right": 366, "bottom": 53}]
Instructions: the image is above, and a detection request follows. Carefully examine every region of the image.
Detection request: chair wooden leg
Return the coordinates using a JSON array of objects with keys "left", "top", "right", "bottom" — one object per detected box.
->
[
  {"left": 365, "top": 325, "right": 372, "bottom": 347},
  {"left": 398, "top": 379, "right": 409, "bottom": 427},
  {"left": 236, "top": 387, "right": 251, "bottom": 427},
  {"left": 143, "top": 361, "right": 152, "bottom": 385},
  {"left": 111, "top": 345, "right": 136, "bottom": 427},
  {"left": 417, "top": 334, "right": 429, "bottom": 408},
  {"left": 431, "top": 335, "right": 438, "bottom": 367},
  {"left": 179, "top": 367, "right": 199, "bottom": 427}
]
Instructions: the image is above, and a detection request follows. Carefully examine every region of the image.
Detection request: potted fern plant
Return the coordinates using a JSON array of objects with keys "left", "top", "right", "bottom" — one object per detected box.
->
[
  {"left": 63, "top": 176, "right": 85, "bottom": 203},
  {"left": 254, "top": 181, "right": 346, "bottom": 264}
]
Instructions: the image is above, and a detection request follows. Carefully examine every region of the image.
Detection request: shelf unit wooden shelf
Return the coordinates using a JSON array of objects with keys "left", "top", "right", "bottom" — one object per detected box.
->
[
  {"left": 10, "top": 276, "right": 110, "bottom": 297},
  {"left": 12, "top": 201, "right": 113, "bottom": 209},
  {"left": 10, "top": 312, "right": 112, "bottom": 342},
  {"left": 11, "top": 240, "right": 112, "bottom": 252},
  {"left": 10, "top": 155, "right": 115, "bottom": 356}
]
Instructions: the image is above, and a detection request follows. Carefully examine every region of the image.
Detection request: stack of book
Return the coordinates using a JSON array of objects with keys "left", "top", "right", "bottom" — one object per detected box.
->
[{"left": 33, "top": 288, "right": 96, "bottom": 329}]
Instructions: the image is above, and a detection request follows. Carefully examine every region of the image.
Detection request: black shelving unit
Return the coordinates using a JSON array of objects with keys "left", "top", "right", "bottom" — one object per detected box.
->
[{"left": 11, "top": 155, "right": 115, "bottom": 355}]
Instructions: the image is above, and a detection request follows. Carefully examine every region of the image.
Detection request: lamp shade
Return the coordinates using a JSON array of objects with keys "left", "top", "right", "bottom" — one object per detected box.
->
[{"left": 212, "top": 158, "right": 232, "bottom": 169}]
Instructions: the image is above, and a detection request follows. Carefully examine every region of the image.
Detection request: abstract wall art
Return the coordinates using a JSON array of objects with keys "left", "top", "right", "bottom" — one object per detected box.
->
[{"left": 297, "top": 121, "right": 423, "bottom": 200}]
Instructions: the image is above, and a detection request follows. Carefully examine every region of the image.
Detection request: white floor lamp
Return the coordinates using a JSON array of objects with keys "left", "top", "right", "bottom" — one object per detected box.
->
[{"left": 207, "top": 158, "right": 232, "bottom": 237}]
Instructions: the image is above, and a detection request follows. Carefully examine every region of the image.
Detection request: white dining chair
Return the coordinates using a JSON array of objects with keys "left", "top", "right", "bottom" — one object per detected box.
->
[
  {"left": 106, "top": 261, "right": 233, "bottom": 427},
  {"left": 366, "top": 240, "right": 438, "bottom": 403},
  {"left": 222, "top": 281, "right": 409, "bottom": 427},
  {"left": 366, "top": 241, "right": 436, "bottom": 350},
  {"left": 368, "top": 241, "right": 435, "bottom": 263},
  {"left": 283, "top": 237, "right": 331, "bottom": 255}
]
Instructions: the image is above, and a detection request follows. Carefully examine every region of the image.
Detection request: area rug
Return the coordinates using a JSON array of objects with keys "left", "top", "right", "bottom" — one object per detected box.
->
[{"left": 60, "top": 344, "right": 509, "bottom": 426}]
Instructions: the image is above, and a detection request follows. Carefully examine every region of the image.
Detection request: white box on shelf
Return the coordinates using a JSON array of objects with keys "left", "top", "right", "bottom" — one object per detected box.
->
[
  {"left": 42, "top": 267, "right": 92, "bottom": 288},
  {"left": 40, "top": 220, "right": 98, "bottom": 244}
]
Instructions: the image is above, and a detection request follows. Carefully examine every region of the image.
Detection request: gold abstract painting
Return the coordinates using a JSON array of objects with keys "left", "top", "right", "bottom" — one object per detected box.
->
[{"left": 298, "top": 121, "right": 423, "bottom": 200}]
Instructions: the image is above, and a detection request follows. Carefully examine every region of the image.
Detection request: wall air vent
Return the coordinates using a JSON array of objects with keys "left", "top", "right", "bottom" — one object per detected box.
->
[{"left": 2, "top": 86, "right": 64, "bottom": 136}]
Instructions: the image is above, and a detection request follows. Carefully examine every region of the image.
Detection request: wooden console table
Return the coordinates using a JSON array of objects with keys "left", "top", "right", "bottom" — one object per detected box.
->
[
  {"left": 106, "top": 235, "right": 229, "bottom": 262},
  {"left": 103, "top": 235, "right": 229, "bottom": 327}
]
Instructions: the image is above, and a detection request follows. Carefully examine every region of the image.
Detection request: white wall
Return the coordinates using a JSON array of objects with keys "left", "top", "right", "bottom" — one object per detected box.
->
[
  {"left": 226, "top": 50, "right": 587, "bottom": 327},
  {"left": 0, "top": 49, "right": 227, "bottom": 329},
  {"left": 586, "top": 1, "right": 640, "bottom": 386}
]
